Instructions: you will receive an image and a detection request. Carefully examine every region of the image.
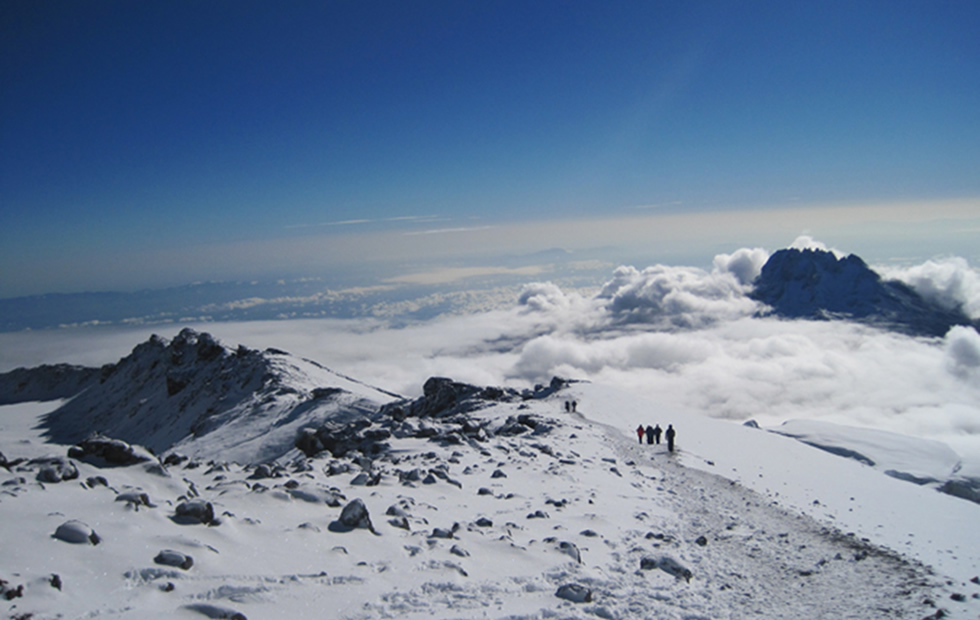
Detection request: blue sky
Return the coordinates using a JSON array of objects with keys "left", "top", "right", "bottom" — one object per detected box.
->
[{"left": 2, "top": 1, "right": 979, "bottom": 297}]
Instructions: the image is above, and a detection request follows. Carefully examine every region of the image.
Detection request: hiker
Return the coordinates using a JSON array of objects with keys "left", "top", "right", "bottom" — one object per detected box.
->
[
  {"left": 636, "top": 425, "right": 645, "bottom": 444},
  {"left": 665, "top": 424, "right": 676, "bottom": 452},
  {"left": 645, "top": 425, "right": 655, "bottom": 445},
  {"left": 653, "top": 424, "right": 662, "bottom": 444}
]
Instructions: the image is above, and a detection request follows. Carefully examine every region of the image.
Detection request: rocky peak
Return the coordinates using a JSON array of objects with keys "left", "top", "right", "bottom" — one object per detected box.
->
[{"left": 750, "top": 248, "right": 977, "bottom": 337}]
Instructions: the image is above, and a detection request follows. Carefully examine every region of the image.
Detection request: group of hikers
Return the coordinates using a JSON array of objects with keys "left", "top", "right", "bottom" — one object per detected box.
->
[{"left": 637, "top": 423, "right": 675, "bottom": 452}]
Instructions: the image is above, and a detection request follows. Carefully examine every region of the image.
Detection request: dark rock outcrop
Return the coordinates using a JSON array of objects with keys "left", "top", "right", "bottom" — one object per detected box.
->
[
  {"left": 330, "top": 498, "right": 377, "bottom": 533},
  {"left": 640, "top": 555, "right": 692, "bottom": 582},
  {"left": 555, "top": 583, "right": 592, "bottom": 603},
  {"left": 174, "top": 500, "right": 216, "bottom": 525},
  {"left": 33, "top": 456, "right": 79, "bottom": 483},
  {"left": 751, "top": 248, "right": 977, "bottom": 337},
  {"left": 0, "top": 363, "right": 101, "bottom": 405},
  {"left": 68, "top": 434, "right": 155, "bottom": 467}
]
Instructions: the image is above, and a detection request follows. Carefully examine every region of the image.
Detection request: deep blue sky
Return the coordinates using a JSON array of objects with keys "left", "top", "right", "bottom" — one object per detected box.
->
[{"left": 2, "top": 1, "right": 979, "bottom": 296}]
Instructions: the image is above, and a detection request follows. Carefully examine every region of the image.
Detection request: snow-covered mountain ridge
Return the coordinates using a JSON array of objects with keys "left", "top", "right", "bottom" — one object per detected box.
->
[
  {"left": 2, "top": 369, "right": 979, "bottom": 618},
  {"left": 30, "top": 329, "right": 402, "bottom": 464},
  {"left": 751, "top": 248, "right": 979, "bottom": 337}
]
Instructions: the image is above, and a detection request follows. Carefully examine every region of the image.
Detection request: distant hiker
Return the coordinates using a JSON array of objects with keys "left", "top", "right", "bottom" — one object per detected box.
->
[
  {"left": 564, "top": 401, "right": 570, "bottom": 412},
  {"left": 645, "top": 425, "right": 655, "bottom": 445},
  {"left": 653, "top": 424, "right": 662, "bottom": 445},
  {"left": 665, "top": 424, "right": 676, "bottom": 452},
  {"left": 571, "top": 400, "right": 577, "bottom": 412},
  {"left": 636, "top": 425, "right": 645, "bottom": 444}
]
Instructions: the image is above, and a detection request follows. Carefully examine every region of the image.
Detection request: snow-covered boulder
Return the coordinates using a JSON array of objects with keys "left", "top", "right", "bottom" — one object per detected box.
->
[
  {"left": 53, "top": 520, "right": 101, "bottom": 545},
  {"left": 154, "top": 549, "right": 194, "bottom": 570},
  {"left": 68, "top": 434, "right": 155, "bottom": 467},
  {"left": 33, "top": 456, "right": 79, "bottom": 483},
  {"left": 174, "top": 500, "right": 216, "bottom": 525},
  {"left": 556, "top": 582, "right": 593, "bottom": 603},
  {"left": 640, "top": 555, "right": 692, "bottom": 582}
]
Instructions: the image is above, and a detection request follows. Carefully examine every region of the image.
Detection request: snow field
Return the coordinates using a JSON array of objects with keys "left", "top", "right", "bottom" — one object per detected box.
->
[{"left": 4, "top": 388, "right": 978, "bottom": 619}]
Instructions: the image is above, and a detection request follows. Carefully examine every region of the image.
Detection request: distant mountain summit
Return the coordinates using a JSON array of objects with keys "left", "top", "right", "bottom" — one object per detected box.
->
[{"left": 750, "top": 248, "right": 977, "bottom": 337}]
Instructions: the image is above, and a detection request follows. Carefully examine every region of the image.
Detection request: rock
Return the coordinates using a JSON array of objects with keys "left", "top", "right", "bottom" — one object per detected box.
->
[
  {"left": 388, "top": 516, "right": 410, "bottom": 530},
  {"left": 332, "top": 498, "right": 377, "bottom": 533},
  {"left": 116, "top": 490, "right": 154, "bottom": 508},
  {"left": 558, "top": 541, "right": 582, "bottom": 563},
  {"left": 450, "top": 544, "right": 470, "bottom": 557},
  {"left": 68, "top": 434, "right": 154, "bottom": 466},
  {"left": 430, "top": 527, "right": 454, "bottom": 539},
  {"left": 33, "top": 456, "right": 78, "bottom": 483},
  {"left": 182, "top": 602, "right": 247, "bottom": 619},
  {"left": 53, "top": 520, "right": 101, "bottom": 545},
  {"left": 695, "top": 535, "right": 708, "bottom": 546},
  {"left": 386, "top": 504, "right": 409, "bottom": 517},
  {"left": 1, "top": 579, "right": 24, "bottom": 600},
  {"left": 640, "top": 555, "right": 692, "bottom": 582},
  {"left": 491, "top": 469, "right": 507, "bottom": 478},
  {"left": 475, "top": 517, "right": 493, "bottom": 527},
  {"left": 249, "top": 463, "right": 276, "bottom": 479},
  {"left": 555, "top": 583, "right": 592, "bottom": 603},
  {"left": 154, "top": 549, "right": 194, "bottom": 570},
  {"left": 174, "top": 500, "right": 216, "bottom": 525}
]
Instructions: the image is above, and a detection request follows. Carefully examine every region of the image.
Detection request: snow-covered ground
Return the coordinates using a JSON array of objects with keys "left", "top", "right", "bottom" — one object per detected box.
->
[{"left": 2, "top": 377, "right": 979, "bottom": 619}]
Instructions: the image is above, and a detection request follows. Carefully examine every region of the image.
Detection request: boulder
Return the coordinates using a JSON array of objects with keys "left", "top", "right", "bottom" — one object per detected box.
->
[
  {"left": 330, "top": 498, "right": 377, "bottom": 533},
  {"left": 558, "top": 541, "right": 582, "bottom": 563},
  {"left": 174, "top": 500, "right": 216, "bottom": 525},
  {"left": 555, "top": 583, "right": 592, "bottom": 603},
  {"left": 154, "top": 549, "right": 194, "bottom": 570},
  {"left": 53, "top": 520, "right": 101, "bottom": 545},
  {"left": 35, "top": 456, "right": 79, "bottom": 483},
  {"left": 68, "top": 434, "right": 154, "bottom": 466},
  {"left": 640, "top": 555, "right": 692, "bottom": 582},
  {"left": 116, "top": 490, "right": 154, "bottom": 508}
]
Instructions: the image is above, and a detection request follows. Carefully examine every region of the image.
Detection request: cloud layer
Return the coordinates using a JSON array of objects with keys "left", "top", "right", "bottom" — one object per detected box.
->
[{"left": 4, "top": 240, "right": 979, "bottom": 468}]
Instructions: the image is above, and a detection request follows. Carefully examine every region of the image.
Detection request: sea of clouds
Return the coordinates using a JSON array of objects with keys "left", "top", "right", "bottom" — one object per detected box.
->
[{"left": 3, "top": 237, "right": 979, "bottom": 467}]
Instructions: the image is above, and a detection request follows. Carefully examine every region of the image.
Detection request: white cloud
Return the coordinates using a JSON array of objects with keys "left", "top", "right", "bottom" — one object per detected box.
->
[
  {"left": 945, "top": 325, "right": 980, "bottom": 376},
  {"left": 5, "top": 244, "right": 980, "bottom": 467},
  {"left": 594, "top": 263, "right": 761, "bottom": 329},
  {"left": 879, "top": 257, "right": 980, "bottom": 319},
  {"left": 712, "top": 246, "right": 770, "bottom": 286}
]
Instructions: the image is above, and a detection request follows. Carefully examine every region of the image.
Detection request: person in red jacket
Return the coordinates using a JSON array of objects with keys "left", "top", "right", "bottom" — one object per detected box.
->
[{"left": 636, "top": 425, "right": 645, "bottom": 444}]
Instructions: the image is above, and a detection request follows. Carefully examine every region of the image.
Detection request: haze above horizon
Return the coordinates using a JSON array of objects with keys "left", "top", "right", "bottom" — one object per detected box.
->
[{"left": 2, "top": 1, "right": 979, "bottom": 298}]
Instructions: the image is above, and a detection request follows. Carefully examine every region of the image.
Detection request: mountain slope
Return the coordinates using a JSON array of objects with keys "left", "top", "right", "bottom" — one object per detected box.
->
[
  {"left": 3, "top": 378, "right": 978, "bottom": 619},
  {"left": 750, "top": 248, "right": 977, "bottom": 337},
  {"left": 37, "top": 329, "right": 401, "bottom": 464}
]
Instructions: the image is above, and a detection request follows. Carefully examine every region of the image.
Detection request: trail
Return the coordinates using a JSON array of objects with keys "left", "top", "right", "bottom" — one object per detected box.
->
[{"left": 578, "top": 414, "right": 947, "bottom": 619}]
